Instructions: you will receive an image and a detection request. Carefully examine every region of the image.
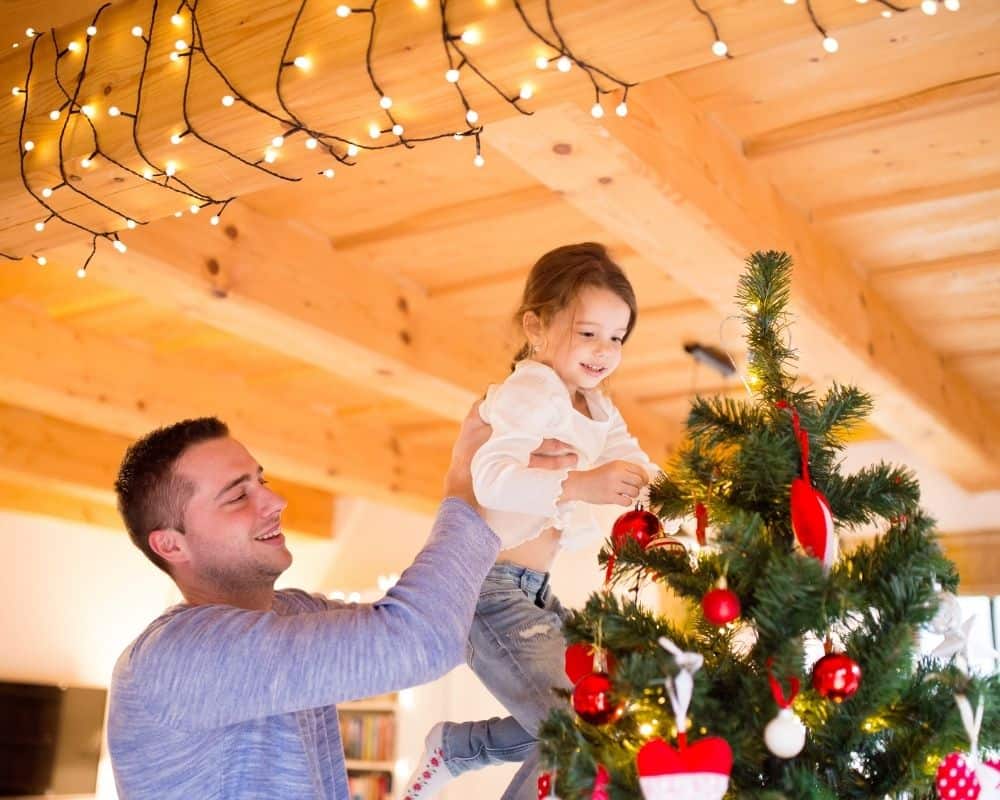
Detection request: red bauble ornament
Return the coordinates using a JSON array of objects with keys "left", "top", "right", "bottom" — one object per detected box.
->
[
  {"left": 538, "top": 772, "right": 553, "bottom": 800},
  {"left": 565, "top": 643, "right": 616, "bottom": 686},
  {"left": 701, "top": 578, "right": 741, "bottom": 625},
  {"left": 694, "top": 502, "right": 709, "bottom": 547},
  {"left": 935, "top": 752, "right": 985, "bottom": 799},
  {"left": 791, "top": 477, "right": 836, "bottom": 567},
  {"left": 611, "top": 509, "right": 663, "bottom": 551},
  {"left": 572, "top": 672, "right": 622, "bottom": 725},
  {"left": 811, "top": 651, "right": 862, "bottom": 703},
  {"left": 637, "top": 735, "right": 733, "bottom": 800}
]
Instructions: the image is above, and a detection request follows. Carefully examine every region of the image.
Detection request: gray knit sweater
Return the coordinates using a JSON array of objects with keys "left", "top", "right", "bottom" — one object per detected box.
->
[{"left": 108, "top": 498, "right": 499, "bottom": 799}]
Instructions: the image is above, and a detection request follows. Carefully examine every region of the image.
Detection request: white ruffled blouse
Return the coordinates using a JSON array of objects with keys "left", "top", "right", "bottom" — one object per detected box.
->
[{"left": 472, "top": 359, "right": 661, "bottom": 551}]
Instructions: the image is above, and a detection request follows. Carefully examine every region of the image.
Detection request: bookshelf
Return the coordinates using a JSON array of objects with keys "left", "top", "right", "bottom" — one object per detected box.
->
[{"left": 340, "top": 694, "right": 397, "bottom": 800}]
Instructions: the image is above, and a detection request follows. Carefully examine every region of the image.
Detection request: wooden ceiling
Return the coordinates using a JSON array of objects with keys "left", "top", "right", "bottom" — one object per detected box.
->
[{"left": 0, "top": 0, "right": 997, "bottom": 536}]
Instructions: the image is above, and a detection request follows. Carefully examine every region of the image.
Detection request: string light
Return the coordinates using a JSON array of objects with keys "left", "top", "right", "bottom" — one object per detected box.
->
[
  {"left": 174, "top": 39, "right": 188, "bottom": 51},
  {"left": 616, "top": 101, "right": 628, "bottom": 117},
  {"left": 41, "top": 187, "right": 53, "bottom": 198},
  {"left": 591, "top": 102, "right": 604, "bottom": 118},
  {"left": 11, "top": 86, "right": 24, "bottom": 96},
  {"left": 33, "top": 220, "right": 45, "bottom": 232},
  {"left": 80, "top": 156, "right": 94, "bottom": 168},
  {"left": 473, "top": 153, "right": 485, "bottom": 167},
  {"left": 445, "top": 68, "right": 460, "bottom": 82},
  {"left": 413, "top": 0, "right": 429, "bottom": 6},
  {"left": 67, "top": 41, "right": 82, "bottom": 53},
  {"left": 335, "top": 5, "right": 352, "bottom": 17},
  {"left": 712, "top": 40, "right": 728, "bottom": 57},
  {"left": 169, "top": 51, "right": 181, "bottom": 63},
  {"left": 170, "top": 132, "right": 184, "bottom": 144},
  {"left": 347, "top": 143, "right": 359, "bottom": 157},
  {"left": 189, "top": 204, "right": 200, "bottom": 214},
  {"left": 164, "top": 161, "right": 177, "bottom": 176},
  {"left": 108, "top": 105, "right": 120, "bottom": 117},
  {"left": 23, "top": 140, "right": 34, "bottom": 151},
  {"left": 171, "top": 13, "right": 183, "bottom": 25},
  {"left": 130, "top": 25, "right": 143, "bottom": 37},
  {"left": 944, "top": 0, "right": 959, "bottom": 9},
  {"left": 113, "top": 239, "right": 127, "bottom": 253},
  {"left": 822, "top": 36, "right": 839, "bottom": 52},
  {"left": 460, "top": 28, "right": 481, "bottom": 45},
  {"left": 210, "top": 214, "right": 220, "bottom": 225},
  {"left": 379, "top": 95, "right": 393, "bottom": 109},
  {"left": 519, "top": 83, "right": 534, "bottom": 100},
  {"left": 305, "top": 136, "right": 318, "bottom": 149},
  {"left": 264, "top": 148, "right": 278, "bottom": 163},
  {"left": 272, "top": 135, "right": 285, "bottom": 148},
  {"left": 125, "top": 218, "right": 137, "bottom": 229},
  {"left": 556, "top": 55, "right": 572, "bottom": 72},
  {"left": 86, "top": 25, "right": 97, "bottom": 36},
  {"left": 292, "top": 55, "right": 312, "bottom": 69},
  {"left": 535, "top": 55, "right": 549, "bottom": 69},
  {"left": 391, "top": 123, "right": 404, "bottom": 136},
  {"left": 25, "top": 28, "right": 36, "bottom": 38},
  {"left": 221, "top": 94, "right": 235, "bottom": 106},
  {"left": 466, "top": 108, "right": 479, "bottom": 124},
  {"left": 322, "top": 168, "right": 335, "bottom": 178},
  {"left": 81, "top": 104, "right": 96, "bottom": 118},
  {"left": 142, "top": 167, "right": 154, "bottom": 180},
  {"left": 920, "top": 0, "right": 937, "bottom": 12},
  {"left": 35, "top": 255, "right": 47, "bottom": 266},
  {"left": 368, "top": 122, "right": 381, "bottom": 139}
]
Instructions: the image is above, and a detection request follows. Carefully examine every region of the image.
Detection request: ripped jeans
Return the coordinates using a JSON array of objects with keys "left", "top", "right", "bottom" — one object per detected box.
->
[{"left": 439, "top": 562, "right": 572, "bottom": 800}]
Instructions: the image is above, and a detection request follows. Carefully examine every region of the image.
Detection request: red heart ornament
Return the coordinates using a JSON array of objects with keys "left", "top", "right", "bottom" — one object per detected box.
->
[
  {"left": 790, "top": 477, "right": 836, "bottom": 568},
  {"left": 591, "top": 764, "right": 610, "bottom": 800},
  {"left": 637, "top": 736, "right": 732, "bottom": 800},
  {"left": 937, "top": 752, "right": 983, "bottom": 799},
  {"left": 565, "top": 643, "right": 616, "bottom": 686}
]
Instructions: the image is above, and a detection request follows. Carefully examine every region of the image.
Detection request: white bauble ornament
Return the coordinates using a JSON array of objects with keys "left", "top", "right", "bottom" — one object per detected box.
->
[{"left": 764, "top": 708, "right": 806, "bottom": 758}]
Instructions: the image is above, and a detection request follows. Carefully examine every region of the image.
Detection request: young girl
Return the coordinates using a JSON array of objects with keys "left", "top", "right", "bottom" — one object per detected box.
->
[{"left": 404, "top": 243, "right": 660, "bottom": 800}]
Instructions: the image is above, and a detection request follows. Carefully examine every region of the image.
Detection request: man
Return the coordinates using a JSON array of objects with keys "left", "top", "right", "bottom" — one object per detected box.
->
[{"left": 107, "top": 409, "right": 576, "bottom": 799}]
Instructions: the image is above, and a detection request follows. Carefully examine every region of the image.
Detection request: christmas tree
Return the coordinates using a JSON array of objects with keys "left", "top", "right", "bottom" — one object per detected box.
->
[{"left": 538, "top": 251, "right": 999, "bottom": 799}]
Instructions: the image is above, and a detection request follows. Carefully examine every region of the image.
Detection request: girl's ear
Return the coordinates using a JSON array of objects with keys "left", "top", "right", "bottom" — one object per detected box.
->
[{"left": 522, "top": 310, "right": 543, "bottom": 348}]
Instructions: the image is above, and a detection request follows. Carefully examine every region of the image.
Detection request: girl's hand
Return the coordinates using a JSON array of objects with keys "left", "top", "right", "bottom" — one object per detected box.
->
[{"left": 562, "top": 460, "right": 649, "bottom": 506}]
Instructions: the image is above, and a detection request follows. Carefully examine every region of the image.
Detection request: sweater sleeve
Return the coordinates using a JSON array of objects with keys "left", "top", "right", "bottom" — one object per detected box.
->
[
  {"left": 127, "top": 499, "right": 499, "bottom": 731},
  {"left": 471, "top": 365, "right": 574, "bottom": 518}
]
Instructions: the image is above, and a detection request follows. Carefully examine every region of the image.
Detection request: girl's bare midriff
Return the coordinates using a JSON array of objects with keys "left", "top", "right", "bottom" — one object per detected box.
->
[{"left": 499, "top": 525, "right": 562, "bottom": 572}]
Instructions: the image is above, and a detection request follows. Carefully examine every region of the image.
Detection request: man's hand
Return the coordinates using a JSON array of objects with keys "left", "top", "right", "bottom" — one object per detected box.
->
[
  {"left": 528, "top": 439, "right": 579, "bottom": 471},
  {"left": 443, "top": 402, "right": 491, "bottom": 507}
]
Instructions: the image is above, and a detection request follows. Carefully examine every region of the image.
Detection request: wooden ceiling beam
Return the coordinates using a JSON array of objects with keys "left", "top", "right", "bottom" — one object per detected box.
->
[
  {"left": 0, "top": 403, "right": 337, "bottom": 537},
  {"left": 744, "top": 71, "right": 1000, "bottom": 159},
  {"left": 0, "top": 304, "right": 446, "bottom": 509},
  {"left": 485, "top": 81, "right": 1000, "bottom": 490}
]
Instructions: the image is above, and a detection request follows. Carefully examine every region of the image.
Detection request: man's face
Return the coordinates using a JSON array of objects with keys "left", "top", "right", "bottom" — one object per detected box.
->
[{"left": 172, "top": 437, "right": 291, "bottom": 591}]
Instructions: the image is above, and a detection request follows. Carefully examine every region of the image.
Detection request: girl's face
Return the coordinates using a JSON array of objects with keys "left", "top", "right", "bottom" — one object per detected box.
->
[{"left": 525, "top": 286, "right": 632, "bottom": 394}]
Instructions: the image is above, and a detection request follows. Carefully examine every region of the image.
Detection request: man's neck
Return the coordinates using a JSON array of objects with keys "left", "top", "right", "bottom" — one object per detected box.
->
[{"left": 179, "top": 581, "right": 276, "bottom": 612}]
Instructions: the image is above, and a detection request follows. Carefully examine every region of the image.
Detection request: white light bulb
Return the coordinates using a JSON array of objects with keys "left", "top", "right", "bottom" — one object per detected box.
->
[
  {"left": 174, "top": 211, "right": 183, "bottom": 217},
  {"left": 108, "top": 105, "right": 120, "bottom": 117},
  {"left": 26, "top": 28, "right": 36, "bottom": 37},
  {"left": 590, "top": 102, "right": 604, "bottom": 118},
  {"left": 210, "top": 214, "right": 220, "bottom": 225},
  {"left": 944, "top": 0, "right": 959, "bottom": 10},
  {"left": 369, "top": 123, "right": 381, "bottom": 139},
  {"left": 81, "top": 104, "right": 95, "bottom": 117},
  {"left": 80, "top": 156, "right": 93, "bottom": 168},
  {"left": 131, "top": 25, "right": 143, "bottom": 37},
  {"left": 556, "top": 55, "right": 572, "bottom": 72},
  {"left": 126, "top": 218, "right": 137, "bottom": 229},
  {"left": 535, "top": 55, "right": 549, "bottom": 70},
  {"left": 41, "top": 187, "right": 53, "bottom": 197},
  {"left": 23, "top": 140, "right": 34, "bottom": 151},
  {"left": 379, "top": 95, "right": 393, "bottom": 109},
  {"left": 783, "top": 0, "right": 797, "bottom": 5},
  {"left": 113, "top": 239, "right": 127, "bottom": 253},
  {"left": 165, "top": 161, "right": 176, "bottom": 176},
  {"left": 323, "top": 168, "right": 335, "bottom": 178},
  {"left": 305, "top": 136, "right": 317, "bottom": 149},
  {"left": 921, "top": 0, "right": 937, "bottom": 12},
  {"left": 519, "top": 83, "right": 534, "bottom": 100},
  {"left": 293, "top": 55, "right": 311, "bottom": 69},
  {"left": 171, "top": 13, "right": 183, "bottom": 25},
  {"left": 453, "top": 132, "right": 463, "bottom": 141},
  {"left": 174, "top": 39, "right": 187, "bottom": 51},
  {"left": 36, "top": 255, "right": 47, "bottom": 266},
  {"left": 466, "top": 108, "right": 479, "bottom": 124},
  {"left": 346, "top": 143, "right": 359, "bottom": 156},
  {"left": 445, "top": 68, "right": 460, "bottom": 83},
  {"left": 264, "top": 148, "right": 277, "bottom": 163},
  {"left": 11, "top": 87, "right": 23, "bottom": 96},
  {"left": 615, "top": 101, "right": 628, "bottom": 117},
  {"left": 473, "top": 153, "right": 485, "bottom": 167},
  {"left": 142, "top": 168, "right": 154, "bottom": 179},
  {"left": 189, "top": 204, "right": 200, "bottom": 214},
  {"left": 76, "top": 268, "right": 86, "bottom": 278},
  {"left": 392, "top": 123, "right": 403, "bottom": 136},
  {"left": 336, "top": 5, "right": 351, "bottom": 17},
  {"left": 822, "top": 36, "right": 839, "bottom": 53},
  {"left": 460, "top": 28, "right": 481, "bottom": 45},
  {"left": 712, "top": 39, "right": 728, "bottom": 57},
  {"left": 34, "top": 220, "right": 45, "bottom": 232},
  {"left": 86, "top": 25, "right": 97, "bottom": 36},
  {"left": 413, "top": 0, "right": 428, "bottom": 6},
  {"left": 272, "top": 135, "right": 285, "bottom": 148},
  {"left": 221, "top": 94, "right": 235, "bottom": 107},
  {"left": 881, "top": 8, "right": 892, "bottom": 15},
  {"left": 67, "top": 41, "right": 82, "bottom": 53},
  {"left": 170, "top": 132, "right": 183, "bottom": 144},
  {"left": 169, "top": 51, "right": 180, "bottom": 62}
]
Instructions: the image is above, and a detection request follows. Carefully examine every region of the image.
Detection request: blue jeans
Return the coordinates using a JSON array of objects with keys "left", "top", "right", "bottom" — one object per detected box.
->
[{"left": 440, "top": 562, "right": 572, "bottom": 800}]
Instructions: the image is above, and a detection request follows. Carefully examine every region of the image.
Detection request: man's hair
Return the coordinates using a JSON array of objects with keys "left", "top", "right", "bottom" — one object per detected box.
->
[{"left": 115, "top": 417, "right": 229, "bottom": 573}]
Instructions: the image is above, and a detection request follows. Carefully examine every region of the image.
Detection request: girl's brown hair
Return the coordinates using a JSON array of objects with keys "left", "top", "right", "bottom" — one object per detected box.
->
[{"left": 512, "top": 242, "right": 638, "bottom": 365}]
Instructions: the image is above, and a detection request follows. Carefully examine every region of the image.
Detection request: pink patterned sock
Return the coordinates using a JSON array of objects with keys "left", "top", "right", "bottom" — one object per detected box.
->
[{"left": 402, "top": 722, "right": 453, "bottom": 799}]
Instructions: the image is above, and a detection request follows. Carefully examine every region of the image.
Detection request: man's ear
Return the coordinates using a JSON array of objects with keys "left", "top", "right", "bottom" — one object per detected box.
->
[{"left": 148, "top": 528, "right": 189, "bottom": 567}]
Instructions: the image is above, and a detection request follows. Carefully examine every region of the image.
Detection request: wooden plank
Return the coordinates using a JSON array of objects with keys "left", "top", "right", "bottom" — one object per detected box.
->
[
  {"left": 1, "top": 0, "right": 914, "bottom": 252},
  {"left": 938, "top": 530, "right": 1000, "bottom": 596},
  {"left": 485, "top": 85, "right": 1000, "bottom": 490},
  {"left": 0, "top": 402, "right": 337, "bottom": 538},
  {"left": 0, "top": 302, "right": 446, "bottom": 508},
  {"left": 744, "top": 71, "right": 1000, "bottom": 158},
  {"left": 0, "top": 479, "right": 124, "bottom": 531}
]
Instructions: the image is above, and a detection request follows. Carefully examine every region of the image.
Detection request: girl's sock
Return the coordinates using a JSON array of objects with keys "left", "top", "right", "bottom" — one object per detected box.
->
[{"left": 402, "top": 722, "right": 454, "bottom": 799}]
